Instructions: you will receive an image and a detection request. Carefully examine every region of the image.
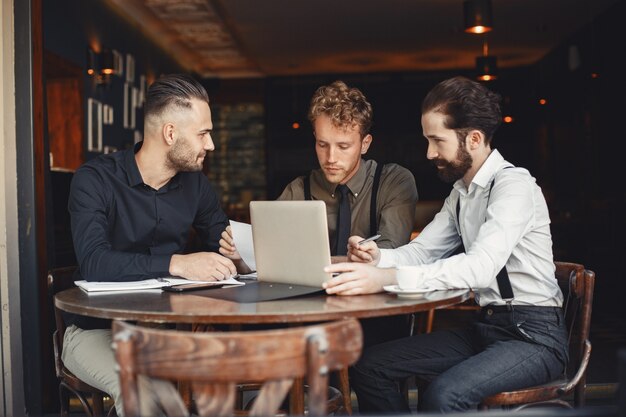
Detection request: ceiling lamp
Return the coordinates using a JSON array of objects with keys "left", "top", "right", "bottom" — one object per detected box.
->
[
  {"left": 475, "top": 40, "right": 497, "bottom": 81},
  {"left": 464, "top": 0, "right": 493, "bottom": 34}
]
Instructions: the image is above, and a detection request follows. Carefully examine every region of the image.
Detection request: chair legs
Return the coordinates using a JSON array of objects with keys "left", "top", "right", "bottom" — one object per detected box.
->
[
  {"left": 91, "top": 392, "right": 104, "bottom": 416},
  {"left": 59, "top": 381, "right": 109, "bottom": 417},
  {"left": 337, "top": 368, "right": 352, "bottom": 414},
  {"left": 59, "top": 383, "right": 71, "bottom": 417}
]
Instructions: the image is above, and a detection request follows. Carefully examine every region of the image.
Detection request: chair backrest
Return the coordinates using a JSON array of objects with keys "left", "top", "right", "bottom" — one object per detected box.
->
[
  {"left": 48, "top": 265, "right": 79, "bottom": 378},
  {"left": 553, "top": 261, "right": 595, "bottom": 379},
  {"left": 112, "top": 318, "right": 363, "bottom": 417}
]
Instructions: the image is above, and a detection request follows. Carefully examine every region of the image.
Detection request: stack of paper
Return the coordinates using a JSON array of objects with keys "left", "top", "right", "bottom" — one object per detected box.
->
[{"left": 75, "top": 276, "right": 243, "bottom": 293}]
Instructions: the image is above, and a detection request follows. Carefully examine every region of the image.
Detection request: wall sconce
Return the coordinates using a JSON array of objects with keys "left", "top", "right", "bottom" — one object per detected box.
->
[
  {"left": 87, "top": 47, "right": 117, "bottom": 86},
  {"left": 464, "top": 0, "right": 493, "bottom": 34},
  {"left": 475, "top": 39, "right": 497, "bottom": 81}
]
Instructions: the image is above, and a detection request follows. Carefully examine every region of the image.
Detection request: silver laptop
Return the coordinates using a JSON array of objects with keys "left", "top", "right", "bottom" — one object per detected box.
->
[{"left": 249, "top": 200, "right": 332, "bottom": 288}]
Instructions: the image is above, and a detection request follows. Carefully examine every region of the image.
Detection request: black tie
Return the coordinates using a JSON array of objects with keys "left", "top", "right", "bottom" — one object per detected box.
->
[{"left": 335, "top": 184, "right": 351, "bottom": 256}]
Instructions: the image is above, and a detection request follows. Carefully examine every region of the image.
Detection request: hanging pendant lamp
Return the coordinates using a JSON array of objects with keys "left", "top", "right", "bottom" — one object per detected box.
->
[{"left": 464, "top": 0, "right": 493, "bottom": 34}]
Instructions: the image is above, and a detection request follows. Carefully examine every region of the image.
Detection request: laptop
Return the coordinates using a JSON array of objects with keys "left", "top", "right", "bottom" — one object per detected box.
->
[
  {"left": 250, "top": 200, "right": 333, "bottom": 288},
  {"left": 197, "top": 200, "right": 332, "bottom": 303}
]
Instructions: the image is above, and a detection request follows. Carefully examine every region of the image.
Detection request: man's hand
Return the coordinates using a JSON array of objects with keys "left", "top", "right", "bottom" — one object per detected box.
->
[
  {"left": 218, "top": 226, "right": 241, "bottom": 260},
  {"left": 347, "top": 236, "right": 381, "bottom": 265},
  {"left": 218, "top": 226, "right": 252, "bottom": 274},
  {"left": 323, "top": 262, "right": 396, "bottom": 295},
  {"left": 169, "top": 252, "right": 236, "bottom": 281}
]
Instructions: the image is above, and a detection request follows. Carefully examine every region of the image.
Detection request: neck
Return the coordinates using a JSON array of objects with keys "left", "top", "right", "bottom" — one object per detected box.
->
[
  {"left": 135, "top": 138, "right": 176, "bottom": 189},
  {"left": 462, "top": 147, "right": 493, "bottom": 188}
]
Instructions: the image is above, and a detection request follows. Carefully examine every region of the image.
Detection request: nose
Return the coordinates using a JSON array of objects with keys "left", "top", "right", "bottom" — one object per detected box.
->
[
  {"left": 426, "top": 143, "right": 438, "bottom": 160},
  {"left": 205, "top": 133, "right": 215, "bottom": 151},
  {"left": 327, "top": 146, "right": 337, "bottom": 163}
]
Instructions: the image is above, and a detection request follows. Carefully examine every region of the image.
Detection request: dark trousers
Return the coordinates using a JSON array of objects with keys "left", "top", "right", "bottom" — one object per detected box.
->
[
  {"left": 350, "top": 306, "right": 569, "bottom": 413},
  {"left": 330, "top": 315, "right": 411, "bottom": 388}
]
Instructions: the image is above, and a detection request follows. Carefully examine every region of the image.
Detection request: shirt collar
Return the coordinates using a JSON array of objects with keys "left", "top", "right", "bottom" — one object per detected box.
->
[
  {"left": 123, "top": 141, "right": 182, "bottom": 191},
  {"left": 124, "top": 142, "right": 145, "bottom": 187},
  {"left": 453, "top": 148, "right": 505, "bottom": 195},
  {"left": 331, "top": 158, "right": 370, "bottom": 196}
]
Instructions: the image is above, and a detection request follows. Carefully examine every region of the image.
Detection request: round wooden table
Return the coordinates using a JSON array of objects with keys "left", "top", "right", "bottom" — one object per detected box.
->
[
  {"left": 55, "top": 286, "right": 470, "bottom": 325},
  {"left": 55, "top": 286, "right": 470, "bottom": 414}
]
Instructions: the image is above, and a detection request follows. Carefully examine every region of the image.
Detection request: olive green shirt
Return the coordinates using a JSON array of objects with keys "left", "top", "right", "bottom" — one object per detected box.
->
[{"left": 278, "top": 159, "right": 418, "bottom": 253}]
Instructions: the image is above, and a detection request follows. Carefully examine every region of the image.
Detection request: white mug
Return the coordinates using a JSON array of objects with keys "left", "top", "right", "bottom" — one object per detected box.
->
[{"left": 396, "top": 265, "right": 422, "bottom": 290}]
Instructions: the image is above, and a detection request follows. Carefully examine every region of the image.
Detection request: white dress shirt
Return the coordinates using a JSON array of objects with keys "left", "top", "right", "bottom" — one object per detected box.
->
[{"left": 379, "top": 150, "right": 563, "bottom": 307}]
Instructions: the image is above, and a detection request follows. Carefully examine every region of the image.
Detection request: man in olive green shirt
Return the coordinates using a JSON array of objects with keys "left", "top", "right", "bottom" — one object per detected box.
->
[{"left": 221, "top": 80, "right": 418, "bottom": 346}]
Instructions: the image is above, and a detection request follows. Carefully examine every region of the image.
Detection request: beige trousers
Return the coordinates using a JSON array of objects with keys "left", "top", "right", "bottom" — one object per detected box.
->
[{"left": 62, "top": 325, "right": 179, "bottom": 416}]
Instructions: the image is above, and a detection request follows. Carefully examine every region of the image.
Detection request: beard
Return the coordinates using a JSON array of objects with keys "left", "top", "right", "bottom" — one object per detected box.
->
[
  {"left": 166, "top": 136, "right": 205, "bottom": 172},
  {"left": 432, "top": 145, "right": 473, "bottom": 183}
]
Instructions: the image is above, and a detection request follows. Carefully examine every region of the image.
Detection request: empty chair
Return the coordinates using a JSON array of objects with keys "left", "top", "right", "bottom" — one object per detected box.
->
[
  {"left": 49, "top": 266, "right": 114, "bottom": 417},
  {"left": 112, "top": 318, "right": 363, "bottom": 417},
  {"left": 479, "top": 261, "right": 595, "bottom": 410}
]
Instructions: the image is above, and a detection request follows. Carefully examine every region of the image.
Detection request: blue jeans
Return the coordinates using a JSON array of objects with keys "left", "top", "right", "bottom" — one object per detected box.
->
[{"left": 350, "top": 306, "right": 568, "bottom": 413}]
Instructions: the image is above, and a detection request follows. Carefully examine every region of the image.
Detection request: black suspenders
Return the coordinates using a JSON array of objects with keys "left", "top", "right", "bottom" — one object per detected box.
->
[
  {"left": 304, "top": 161, "right": 383, "bottom": 237},
  {"left": 455, "top": 167, "right": 515, "bottom": 301}
]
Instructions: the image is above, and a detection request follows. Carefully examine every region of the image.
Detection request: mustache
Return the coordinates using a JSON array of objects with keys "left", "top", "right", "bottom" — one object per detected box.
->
[{"left": 431, "top": 158, "right": 449, "bottom": 167}]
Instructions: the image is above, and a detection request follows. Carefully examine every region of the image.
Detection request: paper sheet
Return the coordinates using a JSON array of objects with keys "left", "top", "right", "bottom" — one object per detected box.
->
[
  {"left": 229, "top": 220, "right": 256, "bottom": 271},
  {"left": 75, "top": 276, "right": 244, "bottom": 293}
]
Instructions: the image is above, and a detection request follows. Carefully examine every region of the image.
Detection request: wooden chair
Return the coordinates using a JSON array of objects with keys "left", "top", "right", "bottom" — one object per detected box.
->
[
  {"left": 112, "top": 318, "right": 363, "bottom": 417},
  {"left": 479, "top": 261, "right": 595, "bottom": 410},
  {"left": 49, "top": 266, "right": 114, "bottom": 417}
]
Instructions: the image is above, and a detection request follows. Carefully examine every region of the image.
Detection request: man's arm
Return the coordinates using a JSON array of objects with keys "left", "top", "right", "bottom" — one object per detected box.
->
[
  {"left": 192, "top": 179, "right": 230, "bottom": 253},
  {"left": 382, "top": 173, "right": 537, "bottom": 290},
  {"left": 375, "top": 165, "right": 419, "bottom": 249}
]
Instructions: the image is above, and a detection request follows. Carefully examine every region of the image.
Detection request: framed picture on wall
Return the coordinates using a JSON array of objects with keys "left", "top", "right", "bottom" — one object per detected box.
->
[
  {"left": 113, "top": 50, "right": 124, "bottom": 77},
  {"left": 87, "top": 98, "right": 103, "bottom": 152},
  {"left": 103, "top": 104, "right": 114, "bottom": 125},
  {"left": 125, "top": 53, "right": 135, "bottom": 83},
  {"left": 138, "top": 75, "right": 147, "bottom": 106},
  {"left": 131, "top": 86, "right": 138, "bottom": 129},
  {"left": 123, "top": 82, "right": 131, "bottom": 129}
]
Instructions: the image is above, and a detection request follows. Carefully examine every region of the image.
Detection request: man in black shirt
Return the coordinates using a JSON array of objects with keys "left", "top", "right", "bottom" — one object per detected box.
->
[{"left": 64, "top": 74, "right": 236, "bottom": 415}]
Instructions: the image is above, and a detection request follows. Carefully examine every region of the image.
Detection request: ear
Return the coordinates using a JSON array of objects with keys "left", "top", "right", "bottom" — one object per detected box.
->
[
  {"left": 466, "top": 130, "right": 484, "bottom": 150},
  {"left": 162, "top": 123, "right": 176, "bottom": 146},
  {"left": 360, "top": 134, "right": 373, "bottom": 155}
]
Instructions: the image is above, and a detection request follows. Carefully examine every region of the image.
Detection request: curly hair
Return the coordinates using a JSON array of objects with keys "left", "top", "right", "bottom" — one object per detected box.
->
[
  {"left": 421, "top": 76, "right": 502, "bottom": 145},
  {"left": 308, "top": 80, "right": 373, "bottom": 137}
]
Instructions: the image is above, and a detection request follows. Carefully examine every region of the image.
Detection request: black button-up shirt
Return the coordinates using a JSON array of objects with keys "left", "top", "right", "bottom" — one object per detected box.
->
[{"left": 68, "top": 142, "right": 228, "bottom": 282}]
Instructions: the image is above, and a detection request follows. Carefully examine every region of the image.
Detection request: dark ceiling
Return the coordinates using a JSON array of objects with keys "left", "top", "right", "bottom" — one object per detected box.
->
[{"left": 104, "top": 0, "right": 619, "bottom": 78}]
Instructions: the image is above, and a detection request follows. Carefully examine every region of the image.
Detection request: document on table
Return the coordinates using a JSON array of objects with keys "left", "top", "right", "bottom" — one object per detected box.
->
[
  {"left": 75, "top": 276, "right": 244, "bottom": 293},
  {"left": 229, "top": 220, "right": 257, "bottom": 272}
]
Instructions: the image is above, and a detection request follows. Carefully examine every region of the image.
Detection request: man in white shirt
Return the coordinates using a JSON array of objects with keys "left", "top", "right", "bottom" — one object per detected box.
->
[{"left": 323, "top": 76, "right": 568, "bottom": 412}]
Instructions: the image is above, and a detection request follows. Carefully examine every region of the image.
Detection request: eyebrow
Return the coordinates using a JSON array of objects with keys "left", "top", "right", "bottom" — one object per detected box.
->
[{"left": 199, "top": 128, "right": 212, "bottom": 134}]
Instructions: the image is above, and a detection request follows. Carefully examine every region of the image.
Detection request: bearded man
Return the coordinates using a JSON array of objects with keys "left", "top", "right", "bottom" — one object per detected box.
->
[
  {"left": 65, "top": 73, "right": 235, "bottom": 415},
  {"left": 324, "top": 76, "right": 568, "bottom": 413}
]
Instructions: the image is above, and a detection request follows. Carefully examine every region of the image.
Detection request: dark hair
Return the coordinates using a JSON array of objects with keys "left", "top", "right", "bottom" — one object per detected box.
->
[
  {"left": 144, "top": 73, "right": 209, "bottom": 121},
  {"left": 421, "top": 76, "right": 502, "bottom": 145},
  {"left": 308, "top": 80, "right": 373, "bottom": 137}
]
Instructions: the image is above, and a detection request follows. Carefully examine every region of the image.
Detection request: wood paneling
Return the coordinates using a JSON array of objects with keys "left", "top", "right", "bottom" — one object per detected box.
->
[{"left": 46, "top": 78, "right": 84, "bottom": 170}]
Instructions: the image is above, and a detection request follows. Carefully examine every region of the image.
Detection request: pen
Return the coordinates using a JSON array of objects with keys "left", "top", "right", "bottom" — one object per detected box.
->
[{"left": 358, "top": 234, "right": 381, "bottom": 245}]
